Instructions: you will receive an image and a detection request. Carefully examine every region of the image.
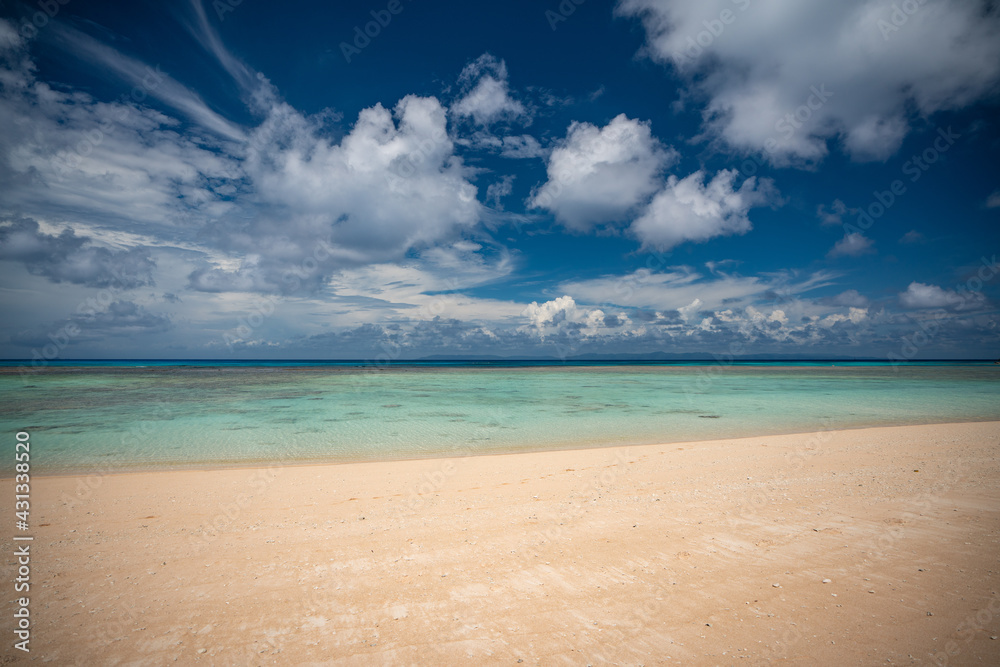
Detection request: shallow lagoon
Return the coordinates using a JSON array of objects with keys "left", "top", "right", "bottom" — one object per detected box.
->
[{"left": 2, "top": 362, "right": 998, "bottom": 473}]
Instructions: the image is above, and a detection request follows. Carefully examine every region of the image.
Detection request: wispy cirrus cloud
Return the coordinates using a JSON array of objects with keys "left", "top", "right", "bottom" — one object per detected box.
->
[
  {"left": 1, "top": 0, "right": 997, "bottom": 360},
  {"left": 49, "top": 22, "right": 246, "bottom": 142},
  {"left": 558, "top": 266, "right": 838, "bottom": 314}
]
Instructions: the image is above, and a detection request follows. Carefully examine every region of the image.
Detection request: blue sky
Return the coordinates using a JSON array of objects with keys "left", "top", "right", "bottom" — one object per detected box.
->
[{"left": 1, "top": 0, "right": 998, "bottom": 360}]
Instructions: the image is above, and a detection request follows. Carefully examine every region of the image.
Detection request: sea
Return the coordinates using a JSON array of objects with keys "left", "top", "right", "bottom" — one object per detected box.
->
[{"left": 1, "top": 360, "right": 998, "bottom": 474}]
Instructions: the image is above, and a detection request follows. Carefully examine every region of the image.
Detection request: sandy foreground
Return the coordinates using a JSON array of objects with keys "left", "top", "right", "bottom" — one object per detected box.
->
[{"left": 2, "top": 422, "right": 1000, "bottom": 666}]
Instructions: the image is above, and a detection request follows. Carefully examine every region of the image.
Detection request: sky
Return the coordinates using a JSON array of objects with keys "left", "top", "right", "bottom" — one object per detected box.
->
[{"left": 0, "top": 0, "right": 998, "bottom": 360}]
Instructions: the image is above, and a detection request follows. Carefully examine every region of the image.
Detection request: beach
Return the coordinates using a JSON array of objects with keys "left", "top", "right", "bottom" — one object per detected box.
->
[
  {"left": 3, "top": 421, "right": 999, "bottom": 665},
  {"left": 4, "top": 0, "right": 999, "bottom": 662}
]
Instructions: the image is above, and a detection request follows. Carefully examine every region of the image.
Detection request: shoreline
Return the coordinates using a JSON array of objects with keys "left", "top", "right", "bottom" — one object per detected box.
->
[
  {"left": 10, "top": 417, "right": 1000, "bottom": 479},
  {"left": 4, "top": 421, "right": 999, "bottom": 664}
]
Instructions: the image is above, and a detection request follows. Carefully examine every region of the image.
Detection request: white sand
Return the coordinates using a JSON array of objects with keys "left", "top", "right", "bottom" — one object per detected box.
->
[{"left": 3, "top": 421, "right": 1000, "bottom": 665}]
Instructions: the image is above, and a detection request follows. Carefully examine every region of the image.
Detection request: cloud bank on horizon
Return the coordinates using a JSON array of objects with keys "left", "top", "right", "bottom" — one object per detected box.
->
[{"left": 0, "top": 0, "right": 998, "bottom": 360}]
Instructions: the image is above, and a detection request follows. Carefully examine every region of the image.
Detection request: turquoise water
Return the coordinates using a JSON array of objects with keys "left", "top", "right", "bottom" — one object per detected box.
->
[{"left": 2, "top": 363, "right": 998, "bottom": 474}]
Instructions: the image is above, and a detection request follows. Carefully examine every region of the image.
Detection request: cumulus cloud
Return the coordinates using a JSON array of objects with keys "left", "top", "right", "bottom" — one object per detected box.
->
[
  {"left": 832, "top": 289, "right": 870, "bottom": 308},
  {"left": 523, "top": 295, "right": 590, "bottom": 329},
  {"left": 898, "top": 282, "right": 976, "bottom": 309},
  {"left": 818, "top": 199, "right": 851, "bottom": 226},
  {"left": 449, "top": 55, "right": 547, "bottom": 159},
  {"left": 630, "top": 170, "right": 779, "bottom": 250},
  {"left": 679, "top": 295, "right": 871, "bottom": 345},
  {"left": 618, "top": 0, "right": 1000, "bottom": 164},
  {"left": 191, "top": 93, "right": 483, "bottom": 293},
  {"left": 1, "top": 15, "right": 492, "bottom": 299},
  {"left": 452, "top": 54, "right": 528, "bottom": 127},
  {"left": 522, "top": 295, "right": 634, "bottom": 340},
  {"left": 986, "top": 190, "right": 1000, "bottom": 209},
  {"left": 529, "top": 114, "right": 676, "bottom": 231},
  {"left": 817, "top": 307, "right": 869, "bottom": 327},
  {"left": 0, "top": 218, "right": 156, "bottom": 288},
  {"left": 677, "top": 297, "right": 703, "bottom": 322},
  {"left": 828, "top": 232, "right": 875, "bottom": 258}
]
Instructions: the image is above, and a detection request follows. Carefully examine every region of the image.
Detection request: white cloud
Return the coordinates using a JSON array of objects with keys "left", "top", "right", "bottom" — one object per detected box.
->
[
  {"left": 0, "top": 18, "right": 23, "bottom": 53},
  {"left": 500, "top": 134, "right": 545, "bottom": 159},
  {"left": 184, "top": 0, "right": 258, "bottom": 94},
  {"left": 818, "top": 307, "right": 869, "bottom": 327},
  {"left": 630, "top": 169, "right": 778, "bottom": 250},
  {"left": 677, "top": 297, "right": 703, "bottom": 321},
  {"left": 0, "top": 21, "right": 491, "bottom": 297},
  {"left": 449, "top": 56, "right": 545, "bottom": 159},
  {"left": 521, "top": 295, "right": 634, "bottom": 340},
  {"left": 0, "top": 218, "right": 156, "bottom": 288},
  {"left": 986, "top": 190, "right": 1000, "bottom": 209},
  {"left": 529, "top": 114, "right": 676, "bottom": 231},
  {"left": 832, "top": 289, "right": 869, "bottom": 307},
  {"left": 899, "top": 230, "right": 926, "bottom": 244},
  {"left": 560, "top": 266, "right": 837, "bottom": 313},
  {"left": 51, "top": 22, "right": 246, "bottom": 142},
  {"left": 899, "top": 282, "right": 959, "bottom": 308},
  {"left": 708, "top": 298, "right": 869, "bottom": 343},
  {"left": 0, "top": 31, "right": 240, "bottom": 237},
  {"left": 486, "top": 176, "right": 515, "bottom": 210},
  {"left": 898, "top": 281, "right": 989, "bottom": 312},
  {"left": 618, "top": 0, "right": 1000, "bottom": 164},
  {"left": 828, "top": 232, "right": 875, "bottom": 258},
  {"left": 524, "top": 295, "right": 586, "bottom": 329},
  {"left": 191, "top": 94, "right": 484, "bottom": 293},
  {"left": 452, "top": 54, "right": 528, "bottom": 127},
  {"left": 818, "top": 199, "right": 851, "bottom": 226},
  {"left": 326, "top": 243, "right": 522, "bottom": 326}
]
